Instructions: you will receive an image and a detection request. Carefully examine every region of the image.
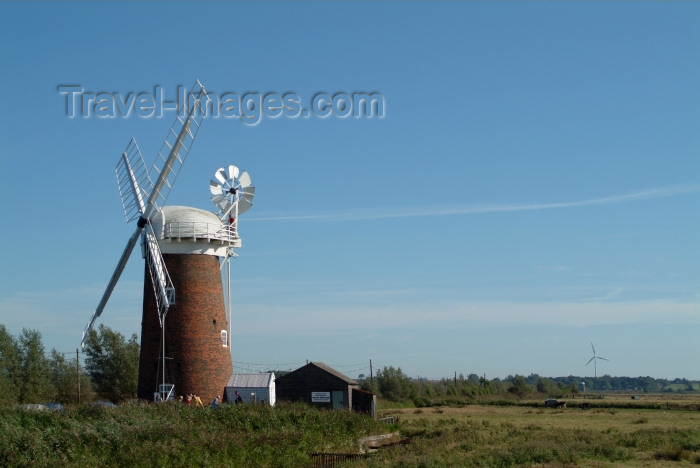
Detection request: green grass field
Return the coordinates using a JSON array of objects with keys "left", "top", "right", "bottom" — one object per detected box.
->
[
  {"left": 2, "top": 395, "right": 698, "bottom": 467},
  {"left": 360, "top": 395, "right": 700, "bottom": 467}
]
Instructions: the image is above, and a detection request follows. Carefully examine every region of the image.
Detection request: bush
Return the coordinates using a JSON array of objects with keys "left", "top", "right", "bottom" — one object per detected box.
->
[
  {"left": 654, "top": 444, "right": 685, "bottom": 461},
  {"left": 412, "top": 395, "right": 432, "bottom": 408}
]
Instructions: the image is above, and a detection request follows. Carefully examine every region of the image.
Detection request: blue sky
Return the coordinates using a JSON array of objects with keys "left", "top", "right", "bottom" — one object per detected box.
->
[{"left": 0, "top": 2, "right": 698, "bottom": 380}]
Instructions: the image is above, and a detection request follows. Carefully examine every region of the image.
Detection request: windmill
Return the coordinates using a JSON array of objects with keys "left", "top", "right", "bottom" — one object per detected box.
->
[
  {"left": 585, "top": 342, "right": 609, "bottom": 378},
  {"left": 81, "top": 80, "right": 251, "bottom": 401}
]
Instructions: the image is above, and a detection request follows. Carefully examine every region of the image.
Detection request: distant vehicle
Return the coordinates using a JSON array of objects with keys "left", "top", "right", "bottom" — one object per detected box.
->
[
  {"left": 544, "top": 399, "right": 566, "bottom": 408},
  {"left": 90, "top": 401, "right": 117, "bottom": 408},
  {"left": 41, "top": 403, "right": 65, "bottom": 412},
  {"left": 17, "top": 404, "right": 47, "bottom": 411}
]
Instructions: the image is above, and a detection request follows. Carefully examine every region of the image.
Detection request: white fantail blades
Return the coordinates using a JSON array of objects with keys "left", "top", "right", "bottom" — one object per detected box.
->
[
  {"left": 238, "top": 171, "right": 251, "bottom": 188},
  {"left": 239, "top": 188, "right": 255, "bottom": 214},
  {"left": 241, "top": 186, "right": 255, "bottom": 202},
  {"left": 228, "top": 164, "right": 239, "bottom": 180},
  {"left": 237, "top": 197, "right": 252, "bottom": 215},
  {"left": 211, "top": 194, "right": 226, "bottom": 205},
  {"left": 215, "top": 168, "right": 228, "bottom": 185},
  {"left": 210, "top": 179, "right": 223, "bottom": 195},
  {"left": 209, "top": 164, "right": 255, "bottom": 219}
]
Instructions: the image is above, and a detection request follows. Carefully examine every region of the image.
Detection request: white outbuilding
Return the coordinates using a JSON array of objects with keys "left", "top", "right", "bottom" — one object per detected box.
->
[{"left": 225, "top": 373, "right": 276, "bottom": 406}]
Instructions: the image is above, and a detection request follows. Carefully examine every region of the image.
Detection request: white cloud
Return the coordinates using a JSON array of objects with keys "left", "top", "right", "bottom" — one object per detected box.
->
[
  {"left": 233, "top": 297, "right": 700, "bottom": 336},
  {"left": 3, "top": 275, "right": 697, "bottom": 359},
  {"left": 248, "top": 185, "right": 700, "bottom": 222}
]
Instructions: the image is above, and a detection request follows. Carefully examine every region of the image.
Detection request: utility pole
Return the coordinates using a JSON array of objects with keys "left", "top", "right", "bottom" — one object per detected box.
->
[
  {"left": 454, "top": 371, "right": 457, "bottom": 387},
  {"left": 369, "top": 359, "right": 373, "bottom": 383},
  {"left": 76, "top": 348, "right": 81, "bottom": 405}
]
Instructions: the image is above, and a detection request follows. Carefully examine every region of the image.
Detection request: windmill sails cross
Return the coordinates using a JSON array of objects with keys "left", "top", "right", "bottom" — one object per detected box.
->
[{"left": 81, "top": 80, "right": 207, "bottom": 350}]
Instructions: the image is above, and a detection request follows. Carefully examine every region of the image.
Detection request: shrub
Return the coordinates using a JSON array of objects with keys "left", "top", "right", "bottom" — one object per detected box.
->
[{"left": 654, "top": 444, "right": 685, "bottom": 461}]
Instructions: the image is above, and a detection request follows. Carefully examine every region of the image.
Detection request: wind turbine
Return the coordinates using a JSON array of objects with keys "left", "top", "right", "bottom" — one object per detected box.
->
[{"left": 585, "top": 342, "right": 609, "bottom": 378}]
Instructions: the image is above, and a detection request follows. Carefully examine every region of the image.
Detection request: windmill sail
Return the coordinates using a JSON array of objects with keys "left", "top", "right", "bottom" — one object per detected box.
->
[
  {"left": 144, "top": 80, "right": 207, "bottom": 215},
  {"left": 116, "top": 138, "right": 151, "bottom": 223},
  {"left": 143, "top": 223, "right": 174, "bottom": 326},
  {"left": 81, "top": 80, "right": 207, "bottom": 349}
]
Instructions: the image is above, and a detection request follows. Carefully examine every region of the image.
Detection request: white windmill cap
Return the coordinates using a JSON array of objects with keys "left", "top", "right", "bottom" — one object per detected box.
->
[{"left": 150, "top": 206, "right": 240, "bottom": 256}]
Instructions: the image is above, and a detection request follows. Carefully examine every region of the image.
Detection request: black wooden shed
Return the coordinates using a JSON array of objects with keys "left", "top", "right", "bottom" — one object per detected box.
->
[{"left": 276, "top": 362, "right": 374, "bottom": 415}]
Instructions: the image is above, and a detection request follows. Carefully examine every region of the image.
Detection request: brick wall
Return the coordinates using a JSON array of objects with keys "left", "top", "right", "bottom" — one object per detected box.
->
[{"left": 138, "top": 253, "right": 232, "bottom": 402}]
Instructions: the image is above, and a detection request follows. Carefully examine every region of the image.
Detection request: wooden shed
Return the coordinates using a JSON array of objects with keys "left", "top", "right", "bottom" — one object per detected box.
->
[
  {"left": 224, "top": 373, "right": 276, "bottom": 406},
  {"left": 276, "top": 362, "right": 370, "bottom": 412}
]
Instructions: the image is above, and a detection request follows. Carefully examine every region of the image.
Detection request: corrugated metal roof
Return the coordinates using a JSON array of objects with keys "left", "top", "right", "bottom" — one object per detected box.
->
[{"left": 226, "top": 373, "right": 274, "bottom": 388}]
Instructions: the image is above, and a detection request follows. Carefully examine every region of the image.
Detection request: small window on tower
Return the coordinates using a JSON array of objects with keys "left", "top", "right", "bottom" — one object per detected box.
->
[{"left": 221, "top": 330, "right": 228, "bottom": 347}]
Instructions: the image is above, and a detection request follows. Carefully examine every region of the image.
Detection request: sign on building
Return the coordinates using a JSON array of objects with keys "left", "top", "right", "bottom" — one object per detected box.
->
[{"left": 311, "top": 391, "right": 331, "bottom": 403}]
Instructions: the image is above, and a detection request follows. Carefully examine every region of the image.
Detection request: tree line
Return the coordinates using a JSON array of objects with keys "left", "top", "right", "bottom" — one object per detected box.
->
[
  {"left": 2, "top": 323, "right": 696, "bottom": 407},
  {"left": 358, "top": 367, "right": 699, "bottom": 405},
  {"left": 0, "top": 324, "right": 139, "bottom": 405}
]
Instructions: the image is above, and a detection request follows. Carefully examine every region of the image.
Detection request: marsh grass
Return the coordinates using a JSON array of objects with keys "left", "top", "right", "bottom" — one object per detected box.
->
[
  {"left": 358, "top": 403, "right": 700, "bottom": 467},
  {"left": 0, "top": 402, "right": 384, "bottom": 467},
  {"left": 3, "top": 397, "right": 699, "bottom": 467},
  {"left": 654, "top": 444, "right": 685, "bottom": 461}
]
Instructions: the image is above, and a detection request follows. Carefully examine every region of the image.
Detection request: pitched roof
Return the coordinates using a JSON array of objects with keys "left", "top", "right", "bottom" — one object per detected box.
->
[
  {"left": 276, "top": 362, "right": 358, "bottom": 385},
  {"left": 226, "top": 373, "right": 274, "bottom": 388},
  {"left": 311, "top": 362, "right": 358, "bottom": 385}
]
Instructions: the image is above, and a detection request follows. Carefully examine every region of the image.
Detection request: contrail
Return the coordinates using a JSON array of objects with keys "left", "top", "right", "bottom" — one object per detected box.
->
[{"left": 249, "top": 185, "right": 700, "bottom": 222}]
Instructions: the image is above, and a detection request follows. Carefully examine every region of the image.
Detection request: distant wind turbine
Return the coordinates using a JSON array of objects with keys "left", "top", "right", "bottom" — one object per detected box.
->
[{"left": 585, "top": 343, "right": 609, "bottom": 378}]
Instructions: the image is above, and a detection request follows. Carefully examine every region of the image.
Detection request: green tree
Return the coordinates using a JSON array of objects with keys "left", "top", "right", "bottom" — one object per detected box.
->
[
  {"left": 507, "top": 375, "right": 532, "bottom": 398},
  {"left": 17, "top": 328, "right": 55, "bottom": 403},
  {"left": 358, "top": 374, "right": 379, "bottom": 394},
  {"left": 479, "top": 374, "right": 490, "bottom": 389},
  {"left": 376, "top": 366, "right": 412, "bottom": 402},
  {"left": 0, "top": 324, "right": 20, "bottom": 406},
  {"left": 536, "top": 377, "right": 558, "bottom": 395},
  {"left": 83, "top": 325, "right": 139, "bottom": 402},
  {"left": 569, "top": 382, "right": 579, "bottom": 395},
  {"left": 50, "top": 349, "right": 94, "bottom": 404}
]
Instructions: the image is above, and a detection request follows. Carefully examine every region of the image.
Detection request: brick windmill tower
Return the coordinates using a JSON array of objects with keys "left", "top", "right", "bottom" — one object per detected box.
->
[{"left": 81, "top": 81, "right": 256, "bottom": 401}]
